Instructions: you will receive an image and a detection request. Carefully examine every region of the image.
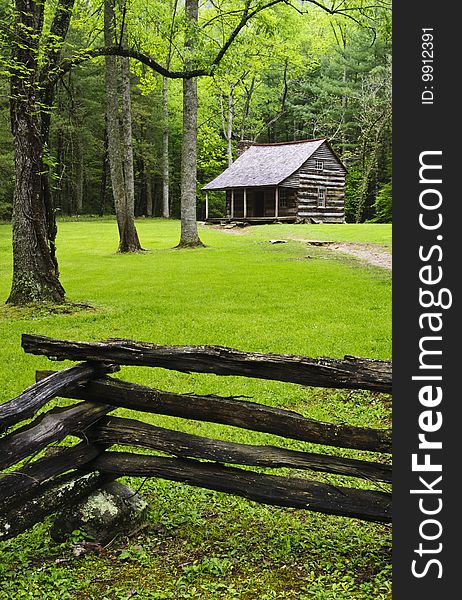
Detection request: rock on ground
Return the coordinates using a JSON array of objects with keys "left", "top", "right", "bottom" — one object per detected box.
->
[{"left": 50, "top": 482, "right": 149, "bottom": 545}]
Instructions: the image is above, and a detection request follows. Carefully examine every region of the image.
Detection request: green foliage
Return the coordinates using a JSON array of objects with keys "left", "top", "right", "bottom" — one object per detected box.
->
[
  {"left": 203, "top": 190, "right": 227, "bottom": 218},
  {"left": 344, "top": 164, "right": 362, "bottom": 223},
  {"left": 284, "top": 25, "right": 391, "bottom": 222},
  {"left": 369, "top": 181, "right": 392, "bottom": 223},
  {"left": 68, "top": 529, "right": 95, "bottom": 544},
  {"left": 179, "top": 557, "right": 234, "bottom": 583}
]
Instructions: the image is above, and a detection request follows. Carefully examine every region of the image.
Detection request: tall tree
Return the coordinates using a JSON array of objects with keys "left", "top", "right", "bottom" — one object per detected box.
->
[
  {"left": 161, "top": 76, "right": 170, "bottom": 218},
  {"left": 7, "top": 0, "right": 71, "bottom": 304},
  {"left": 178, "top": 0, "right": 203, "bottom": 247},
  {"left": 104, "top": 0, "right": 142, "bottom": 252},
  {"left": 120, "top": 48, "right": 140, "bottom": 243}
]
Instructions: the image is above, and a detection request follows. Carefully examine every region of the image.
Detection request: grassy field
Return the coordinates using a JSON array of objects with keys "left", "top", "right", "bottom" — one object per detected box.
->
[{"left": 0, "top": 219, "right": 392, "bottom": 599}]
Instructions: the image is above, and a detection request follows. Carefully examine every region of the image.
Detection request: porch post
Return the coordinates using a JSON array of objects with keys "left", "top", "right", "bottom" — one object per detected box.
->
[
  {"left": 275, "top": 187, "right": 279, "bottom": 218},
  {"left": 205, "top": 191, "right": 209, "bottom": 220},
  {"left": 230, "top": 189, "right": 234, "bottom": 218},
  {"left": 243, "top": 188, "right": 247, "bottom": 218}
]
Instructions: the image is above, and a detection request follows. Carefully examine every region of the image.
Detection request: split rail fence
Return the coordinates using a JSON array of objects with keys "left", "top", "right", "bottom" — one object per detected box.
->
[{"left": 0, "top": 334, "right": 392, "bottom": 540}]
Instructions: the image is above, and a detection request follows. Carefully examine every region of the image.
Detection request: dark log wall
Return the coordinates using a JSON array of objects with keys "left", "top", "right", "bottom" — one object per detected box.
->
[
  {"left": 257, "top": 188, "right": 297, "bottom": 218},
  {"left": 247, "top": 188, "right": 274, "bottom": 218},
  {"left": 262, "top": 188, "right": 276, "bottom": 218},
  {"left": 283, "top": 142, "right": 346, "bottom": 223},
  {"left": 278, "top": 187, "right": 298, "bottom": 217}
]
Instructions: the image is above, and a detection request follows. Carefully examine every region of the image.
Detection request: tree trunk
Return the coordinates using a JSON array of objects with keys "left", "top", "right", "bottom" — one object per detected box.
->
[
  {"left": 55, "top": 108, "right": 65, "bottom": 213},
  {"left": 356, "top": 153, "right": 375, "bottom": 223},
  {"left": 341, "top": 65, "right": 347, "bottom": 152},
  {"left": 161, "top": 76, "right": 170, "bottom": 218},
  {"left": 104, "top": 46, "right": 127, "bottom": 244},
  {"left": 40, "top": 98, "right": 59, "bottom": 272},
  {"left": 220, "top": 86, "right": 234, "bottom": 166},
  {"left": 104, "top": 0, "right": 141, "bottom": 252},
  {"left": 38, "top": 0, "right": 76, "bottom": 278},
  {"left": 356, "top": 124, "right": 387, "bottom": 223},
  {"left": 227, "top": 88, "right": 234, "bottom": 165},
  {"left": 241, "top": 77, "right": 255, "bottom": 140},
  {"left": 120, "top": 48, "right": 141, "bottom": 248},
  {"left": 99, "top": 123, "right": 109, "bottom": 216},
  {"left": 146, "top": 172, "right": 153, "bottom": 217},
  {"left": 7, "top": 0, "right": 65, "bottom": 305},
  {"left": 178, "top": 0, "right": 203, "bottom": 247},
  {"left": 74, "top": 133, "right": 84, "bottom": 214},
  {"left": 340, "top": 25, "right": 348, "bottom": 153}
]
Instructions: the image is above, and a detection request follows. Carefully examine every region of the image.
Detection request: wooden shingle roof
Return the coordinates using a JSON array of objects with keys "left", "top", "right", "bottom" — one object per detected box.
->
[{"left": 203, "top": 138, "right": 329, "bottom": 191}]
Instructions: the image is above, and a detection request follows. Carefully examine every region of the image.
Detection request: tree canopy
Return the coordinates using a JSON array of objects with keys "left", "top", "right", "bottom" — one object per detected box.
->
[{"left": 0, "top": 0, "right": 391, "bottom": 303}]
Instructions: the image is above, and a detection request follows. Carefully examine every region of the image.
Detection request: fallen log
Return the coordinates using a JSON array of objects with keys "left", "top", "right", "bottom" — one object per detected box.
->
[
  {"left": 89, "top": 452, "right": 392, "bottom": 523},
  {"left": 23, "top": 334, "right": 392, "bottom": 393},
  {"left": 37, "top": 373, "right": 391, "bottom": 453},
  {"left": 85, "top": 416, "right": 392, "bottom": 482},
  {"left": 0, "top": 402, "right": 112, "bottom": 470},
  {"left": 0, "top": 361, "right": 118, "bottom": 433}
]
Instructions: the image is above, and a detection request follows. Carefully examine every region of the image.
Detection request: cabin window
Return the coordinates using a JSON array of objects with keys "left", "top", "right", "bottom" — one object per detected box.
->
[
  {"left": 317, "top": 187, "right": 326, "bottom": 208},
  {"left": 315, "top": 159, "right": 324, "bottom": 171},
  {"left": 279, "top": 188, "right": 289, "bottom": 208}
]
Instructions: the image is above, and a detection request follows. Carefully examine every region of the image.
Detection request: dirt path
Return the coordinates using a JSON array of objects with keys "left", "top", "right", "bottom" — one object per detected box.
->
[
  {"left": 209, "top": 225, "right": 392, "bottom": 270},
  {"left": 311, "top": 242, "right": 392, "bottom": 270},
  {"left": 211, "top": 225, "right": 392, "bottom": 271}
]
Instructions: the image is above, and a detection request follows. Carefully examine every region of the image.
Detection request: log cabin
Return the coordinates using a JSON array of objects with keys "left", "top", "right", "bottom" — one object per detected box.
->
[{"left": 203, "top": 138, "right": 347, "bottom": 223}]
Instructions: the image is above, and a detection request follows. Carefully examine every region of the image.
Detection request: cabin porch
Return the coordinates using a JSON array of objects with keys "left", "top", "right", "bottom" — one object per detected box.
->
[
  {"left": 206, "top": 216, "right": 298, "bottom": 224},
  {"left": 204, "top": 186, "right": 297, "bottom": 221}
]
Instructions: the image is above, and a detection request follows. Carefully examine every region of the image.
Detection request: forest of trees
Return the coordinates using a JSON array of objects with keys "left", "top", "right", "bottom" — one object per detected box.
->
[{"left": 0, "top": 0, "right": 391, "bottom": 304}]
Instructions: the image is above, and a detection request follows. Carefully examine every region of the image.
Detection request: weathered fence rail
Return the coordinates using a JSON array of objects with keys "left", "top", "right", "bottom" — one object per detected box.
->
[
  {"left": 0, "top": 361, "right": 118, "bottom": 432},
  {"left": 35, "top": 371, "right": 391, "bottom": 452},
  {"left": 22, "top": 334, "right": 392, "bottom": 393},
  {"left": 0, "top": 334, "right": 392, "bottom": 541},
  {"left": 83, "top": 415, "right": 392, "bottom": 482}
]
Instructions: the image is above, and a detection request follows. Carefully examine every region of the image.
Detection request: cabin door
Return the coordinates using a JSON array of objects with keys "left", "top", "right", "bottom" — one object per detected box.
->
[{"left": 254, "top": 191, "right": 265, "bottom": 217}]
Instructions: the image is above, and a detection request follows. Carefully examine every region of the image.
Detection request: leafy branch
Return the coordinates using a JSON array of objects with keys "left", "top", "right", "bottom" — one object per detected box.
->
[{"left": 53, "top": 0, "right": 388, "bottom": 81}]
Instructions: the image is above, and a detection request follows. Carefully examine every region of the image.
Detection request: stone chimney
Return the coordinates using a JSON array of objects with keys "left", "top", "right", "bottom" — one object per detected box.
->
[{"left": 236, "top": 140, "right": 254, "bottom": 157}]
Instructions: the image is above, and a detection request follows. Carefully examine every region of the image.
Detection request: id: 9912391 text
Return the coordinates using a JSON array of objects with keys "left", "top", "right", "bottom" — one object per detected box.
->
[{"left": 421, "top": 28, "right": 434, "bottom": 105}]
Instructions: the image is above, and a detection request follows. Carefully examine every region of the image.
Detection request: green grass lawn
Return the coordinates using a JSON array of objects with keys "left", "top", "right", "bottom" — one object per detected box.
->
[{"left": 0, "top": 219, "right": 391, "bottom": 599}]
